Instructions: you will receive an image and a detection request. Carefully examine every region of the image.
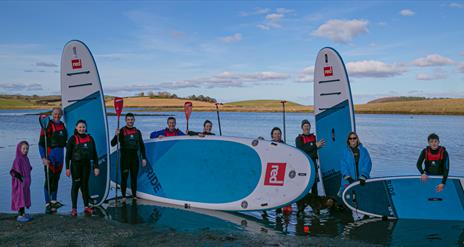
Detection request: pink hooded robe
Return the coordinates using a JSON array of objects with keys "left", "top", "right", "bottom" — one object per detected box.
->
[{"left": 10, "top": 141, "right": 32, "bottom": 211}]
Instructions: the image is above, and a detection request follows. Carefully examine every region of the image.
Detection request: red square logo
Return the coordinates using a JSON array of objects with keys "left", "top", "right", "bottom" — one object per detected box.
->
[
  {"left": 71, "top": 59, "right": 82, "bottom": 69},
  {"left": 264, "top": 163, "right": 286, "bottom": 186},
  {"left": 324, "top": 66, "right": 333, "bottom": 76}
]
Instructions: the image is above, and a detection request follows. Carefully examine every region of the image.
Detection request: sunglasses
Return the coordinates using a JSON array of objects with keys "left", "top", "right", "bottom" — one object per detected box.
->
[{"left": 349, "top": 137, "right": 357, "bottom": 140}]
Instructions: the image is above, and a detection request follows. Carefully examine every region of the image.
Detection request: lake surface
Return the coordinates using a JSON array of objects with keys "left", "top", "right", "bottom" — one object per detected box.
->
[{"left": 1, "top": 109, "right": 463, "bottom": 246}]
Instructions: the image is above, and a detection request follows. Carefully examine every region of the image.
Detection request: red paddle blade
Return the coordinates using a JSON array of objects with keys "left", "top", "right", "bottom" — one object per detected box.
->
[
  {"left": 113, "top": 97, "right": 124, "bottom": 117},
  {"left": 184, "top": 101, "right": 193, "bottom": 120}
]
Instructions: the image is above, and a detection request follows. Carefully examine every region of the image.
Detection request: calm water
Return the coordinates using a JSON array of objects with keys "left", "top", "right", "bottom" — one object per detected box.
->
[{"left": 1, "top": 109, "right": 463, "bottom": 246}]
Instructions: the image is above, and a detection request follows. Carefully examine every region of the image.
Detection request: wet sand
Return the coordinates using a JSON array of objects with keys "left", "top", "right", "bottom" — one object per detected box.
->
[{"left": 0, "top": 213, "right": 378, "bottom": 246}]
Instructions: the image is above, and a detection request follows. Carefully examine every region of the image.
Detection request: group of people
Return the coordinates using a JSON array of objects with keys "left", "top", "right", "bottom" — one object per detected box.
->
[{"left": 10, "top": 107, "right": 451, "bottom": 222}]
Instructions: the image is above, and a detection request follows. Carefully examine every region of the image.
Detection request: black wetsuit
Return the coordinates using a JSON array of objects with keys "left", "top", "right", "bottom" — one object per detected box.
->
[
  {"left": 66, "top": 134, "right": 98, "bottom": 209},
  {"left": 111, "top": 126, "right": 146, "bottom": 198},
  {"left": 295, "top": 133, "right": 319, "bottom": 212},
  {"left": 416, "top": 146, "right": 450, "bottom": 184}
]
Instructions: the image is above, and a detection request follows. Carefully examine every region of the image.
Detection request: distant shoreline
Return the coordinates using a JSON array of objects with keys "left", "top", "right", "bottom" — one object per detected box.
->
[{"left": 1, "top": 96, "right": 464, "bottom": 116}]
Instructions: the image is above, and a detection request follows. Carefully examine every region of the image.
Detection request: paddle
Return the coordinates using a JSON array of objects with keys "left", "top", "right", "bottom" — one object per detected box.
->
[
  {"left": 184, "top": 102, "right": 193, "bottom": 131},
  {"left": 113, "top": 97, "right": 124, "bottom": 204},
  {"left": 39, "top": 114, "right": 52, "bottom": 207},
  {"left": 215, "top": 103, "right": 223, "bottom": 136},
  {"left": 280, "top": 100, "right": 287, "bottom": 143}
]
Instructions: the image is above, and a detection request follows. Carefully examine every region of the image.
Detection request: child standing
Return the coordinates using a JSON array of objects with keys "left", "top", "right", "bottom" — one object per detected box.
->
[{"left": 10, "top": 141, "right": 32, "bottom": 222}]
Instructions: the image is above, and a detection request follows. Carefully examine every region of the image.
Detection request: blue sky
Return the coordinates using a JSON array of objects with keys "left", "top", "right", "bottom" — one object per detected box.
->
[{"left": 0, "top": 1, "right": 463, "bottom": 104}]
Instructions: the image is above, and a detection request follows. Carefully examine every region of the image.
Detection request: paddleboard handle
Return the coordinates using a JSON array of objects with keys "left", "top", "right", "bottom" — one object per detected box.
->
[{"left": 331, "top": 128, "right": 335, "bottom": 141}]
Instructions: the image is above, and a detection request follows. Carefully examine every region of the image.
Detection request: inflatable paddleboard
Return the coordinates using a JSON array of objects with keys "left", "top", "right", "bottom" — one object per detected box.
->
[
  {"left": 342, "top": 176, "right": 464, "bottom": 220},
  {"left": 61, "top": 40, "right": 110, "bottom": 206},
  {"left": 314, "top": 47, "right": 355, "bottom": 198},
  {"left": 110, "top": 135, "right": 315, "bottom": 211}
]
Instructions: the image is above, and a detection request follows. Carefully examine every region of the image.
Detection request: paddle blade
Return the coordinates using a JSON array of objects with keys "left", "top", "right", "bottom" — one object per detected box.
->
[
  {"left": 39, "top": 114, "right": 50, "bottom": 129},
  {"left": 184, "top": 101, "right": 193, "bottom": 120},
  {"left": 113, "top": 97, "right": 124, "bottom": 117}
]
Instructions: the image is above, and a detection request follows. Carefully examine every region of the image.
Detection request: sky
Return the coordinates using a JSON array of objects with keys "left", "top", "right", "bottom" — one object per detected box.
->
[{"left": 0, "top": 1, "right": 463, "bottom": 104}]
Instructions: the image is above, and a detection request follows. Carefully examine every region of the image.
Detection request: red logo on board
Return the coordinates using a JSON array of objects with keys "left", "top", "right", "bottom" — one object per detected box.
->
[
  {"left": 264, "top": 163, "right": 286, "bottom": 186},
  {"left": 71, "top": 59, "right": 82, "bottom": 69},
  {"left": 324, "top": 66, "right": 333, "bottom": 76}
]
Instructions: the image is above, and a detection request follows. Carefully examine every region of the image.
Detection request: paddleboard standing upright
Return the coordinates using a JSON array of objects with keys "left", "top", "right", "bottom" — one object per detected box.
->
[
  {"left": 314, "top": 47, "right": 355, "bottom": 199},
  {"left": 61, "top": 40, "right": 110, "bottom": 206}
]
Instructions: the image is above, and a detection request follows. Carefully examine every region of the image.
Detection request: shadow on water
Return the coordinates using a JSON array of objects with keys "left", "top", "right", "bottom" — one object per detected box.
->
[
  {"left": 98, "top": 199, "right": 464, "bottom": 246},
  {"left": 97, "top": 199, "right": 264, "bottom": 234}
]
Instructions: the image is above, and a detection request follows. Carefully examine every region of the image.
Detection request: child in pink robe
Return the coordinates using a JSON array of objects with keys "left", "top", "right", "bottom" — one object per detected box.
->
[{"left": 10, "top": 141, "right": 32, "bottom": 222}]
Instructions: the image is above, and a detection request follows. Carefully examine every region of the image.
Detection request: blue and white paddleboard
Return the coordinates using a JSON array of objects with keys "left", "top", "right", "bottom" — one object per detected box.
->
[
  {"left": 342, "top": 176, "right": 464, "bottom": 220},
  {"left": 61, "top": 40, "right": 110, "bottom": 206},
  {"left": 314, "top": 47, "right": 355, "bottom": 198},
  {"left": 110, "top": 136, "right": 315, "bottom": 211}
]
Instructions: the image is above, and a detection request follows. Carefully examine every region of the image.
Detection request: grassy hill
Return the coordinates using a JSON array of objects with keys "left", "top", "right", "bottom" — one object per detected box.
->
[{"left": 1, "top": 95, "right": 463, "bottom": 115}]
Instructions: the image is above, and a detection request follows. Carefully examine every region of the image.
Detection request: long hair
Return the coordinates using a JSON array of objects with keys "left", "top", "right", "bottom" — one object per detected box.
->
[{"left": 346, "top": 131, "right": 361, "bottom": 147}]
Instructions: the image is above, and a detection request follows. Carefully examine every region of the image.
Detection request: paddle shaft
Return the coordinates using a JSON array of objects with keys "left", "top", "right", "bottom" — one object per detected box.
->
[
  {"left": 281, "top": 101, "right": 287, "bottom": 143},
  {"left": 115, "top": 116, "right": 120, "bottom": 203},
  {"left": 39, "top": 115, "right": 52, "bottom": 204},
  {"left": 215, "top": 103, "right": 222, "bottom": 136}
]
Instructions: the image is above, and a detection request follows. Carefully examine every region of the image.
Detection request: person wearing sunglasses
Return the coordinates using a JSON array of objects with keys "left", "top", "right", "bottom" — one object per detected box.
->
[{"left": 339, "top": 132, "right": 372, "bottom": 196}]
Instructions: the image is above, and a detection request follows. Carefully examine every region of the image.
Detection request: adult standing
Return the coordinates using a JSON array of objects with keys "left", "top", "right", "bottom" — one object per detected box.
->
[
  {"left": 295, "top": 119, "right": 325, "bottom": 214},
  {"left": 111, "top": 113, "right": 147, "bottom": 203},
  {"left": 65, "top": 120, "right": 100, "bottom": 216},
  {"left": 338, "top": 132, "right": 372, "bottom": 195},
  {"left": 38, "top": 107, "right": 67, "bottom": 213}
]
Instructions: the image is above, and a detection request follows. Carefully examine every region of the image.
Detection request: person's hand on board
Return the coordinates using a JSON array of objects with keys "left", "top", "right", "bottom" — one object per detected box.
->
[{"left": 436, "top": 183, "right": 445, "bottom": 193}]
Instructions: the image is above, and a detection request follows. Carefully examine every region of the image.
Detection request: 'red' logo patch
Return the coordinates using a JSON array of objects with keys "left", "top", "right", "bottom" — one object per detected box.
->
[
  {"left": 264, "top": 163, "right": 286, "bottom": 186},
  {"left": 323, "top": 66, "right": 333, "bottom": 76},
  {"left": 71, "top": 59, "right": 82, "bottom": 69}
]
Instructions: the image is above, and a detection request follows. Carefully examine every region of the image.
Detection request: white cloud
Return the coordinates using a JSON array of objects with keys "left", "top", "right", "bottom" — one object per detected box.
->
[
  {"left": 412, "top": 54, "right": 454, "bottom": 67},
  {"left": 0, "top": 83, "right": 43, "bottom": 92},
  {"left": 458, "top": 63, "right": 464, "bottom": 73},
  {"left": 399, "top": 9, "right": 415, "bottom": 16},
  {"left": 220, "top": 33, "right": 242, "bottom": 43},
  {"left": 449, "top": 3, "right": 464, "bottom": 8},
  {"left": 312, "top": 19, "right": 368, "bottom": 43},
  {"left": 346, "top": 60, "right": 406, "bottom": 78},
  {"left": 256, "top": 8, "right": 293, "bottom": 30},
  {"left": 296, "top": 66, "right": 314, "bottom": 83},
  {"left": 265, "top": 13, "right": 284, "bottom": 22},
  {"left": 105, "top": 71, "right": 289, "bottom": 93},
  {"left": 36, "top": 62, "right": 58, "bottom": 67},
  {"left": 416, "top": 73, "right": 447, "bottom": 80}
]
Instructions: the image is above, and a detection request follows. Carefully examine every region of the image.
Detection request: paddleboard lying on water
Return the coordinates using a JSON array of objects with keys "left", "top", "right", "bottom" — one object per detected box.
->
[
  {"left": 342, "top": 176, "right": 464, "bottom": 220},
  {"left": 110, "top": 135, "right": 315, "bottom": 211},
  {"left": 314, "top": 47, "right": 355, "bottom": 198},
  {"left": 61, "top": 40, "right": 110, "bottom": 206}
]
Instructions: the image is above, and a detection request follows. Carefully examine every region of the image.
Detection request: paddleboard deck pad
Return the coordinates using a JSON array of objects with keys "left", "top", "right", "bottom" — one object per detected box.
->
[
  {"left": 110, "top": 136, "right": 315, "bottom": 211},
  {"left": 61, "top": 40, "right": 110, "bottom": 206},
  {"left": 314, "top": 47, "right": 355, "bottom": 198},
  {"left": 342, "top": 176, "right": 464, "bottom": 220}
]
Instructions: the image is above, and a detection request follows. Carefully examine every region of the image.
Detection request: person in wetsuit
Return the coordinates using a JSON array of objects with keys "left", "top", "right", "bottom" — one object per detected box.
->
[
  {"left": 339, "top": 132, "right": 372, "bottom": 194},
  {"left": 65, "top": 120, "right": 100, "bottom": 216},
  {"left": 38, "top": 107, "right": 67, "bottom": 213},
  {"left": 187, "top": 120, "right": 215, "bottom": 137},
  {"left": 416, "top": 133, "right": 450, "bottom": 193},
  {"left": 111, "top": 113, "right": 147, "bottom": 203},
  {"left": 150, "top": 117, "right": 185, "bottom": 138},
  {"left": 295, "top": 119, "right": 325, "bottom": 214}
]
